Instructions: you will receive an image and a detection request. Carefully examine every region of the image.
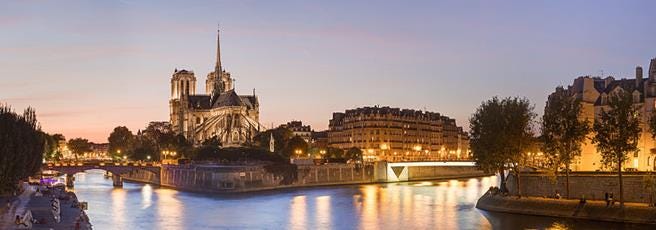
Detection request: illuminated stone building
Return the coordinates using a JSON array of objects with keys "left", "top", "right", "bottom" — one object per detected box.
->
[
  {"left": 280, "top": 121, "right": 312, "bottom": 143},
  {"left": 328, "top": 106, "right": 469, "bottom": 162},
  {"left": 169, "top": 28, "right": 261, "bottom": 146},
  {"left": 562, "top": 58, "right": 656, "bottom": 171}
]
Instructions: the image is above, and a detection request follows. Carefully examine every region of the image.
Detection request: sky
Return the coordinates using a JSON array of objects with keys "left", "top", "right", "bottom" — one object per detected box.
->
[{"left": 1, "top": 0, "right": 655, "bottom": 143}]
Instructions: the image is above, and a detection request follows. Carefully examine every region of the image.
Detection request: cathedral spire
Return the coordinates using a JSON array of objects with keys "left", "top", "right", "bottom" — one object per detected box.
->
[{"left": 215, "top": 24, "right": 222, "bottom": 76}]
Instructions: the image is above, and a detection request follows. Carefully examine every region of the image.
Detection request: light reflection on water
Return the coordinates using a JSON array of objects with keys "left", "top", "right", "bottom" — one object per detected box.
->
[{"left": 70, "top": 170, "right": 653, "bottom": 230}]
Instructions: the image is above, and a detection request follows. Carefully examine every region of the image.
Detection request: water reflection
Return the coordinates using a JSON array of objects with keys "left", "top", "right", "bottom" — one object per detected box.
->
[
  {"left": 110, "top": 188, "right": 126, "bottom": 229},
  {"left": 155, "top": 189, "right": 182, "bottom": 230},
  {"left": 70, "top": 172, "right": 654, "bottom": 230},
  {"left": 289, "top": 196, "right": 306, "bottom": 230},
  {"left": 315, "top": 196, "right": 331, "bottom": 229}
]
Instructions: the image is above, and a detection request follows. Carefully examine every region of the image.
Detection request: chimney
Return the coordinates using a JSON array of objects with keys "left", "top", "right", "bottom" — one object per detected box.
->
[{"left": 636, "top": 66, "right": 643, "bottom": 87}]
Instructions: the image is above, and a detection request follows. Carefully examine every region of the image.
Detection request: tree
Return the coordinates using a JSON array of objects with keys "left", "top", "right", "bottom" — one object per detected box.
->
[
  {"left": 345, "top": 147, "right": 363, "bottom": 162},
  {"left": 0, "top": 105, "right": 45, "bottom": 194},
  {"left": 42, "top": 133, "right": 65, "bottom": 161},
  {"left": 326, "top": 147, "right": 345, "bottom": 159},
  {"left": 282, "top": 136, "right": 309, "bottom": 159},
  {"left": 592, "top": 90, "right": 641, "bottom": 207},
  {"left": 541, "top": 86, "right": 590, "bottom": 198},
  {"left": 108, "top": 126, "right": 135, "bottom": 159},
  {"left": 253, "top": 127, "right": 293, "bottom": 152},
  {"left": 67, "top": 138, "right": 92, "bottom": 160},
  {"left": 648, "top": 109, "right": 656, "bottom": 169},
  {"left": 470, "top": 97, "right": 536, "bottom": 195}
]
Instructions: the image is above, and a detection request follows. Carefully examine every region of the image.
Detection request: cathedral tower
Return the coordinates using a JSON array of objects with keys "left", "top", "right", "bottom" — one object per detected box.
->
[{"left": 170, "top": 69, "right": 196, "bottom": 99}]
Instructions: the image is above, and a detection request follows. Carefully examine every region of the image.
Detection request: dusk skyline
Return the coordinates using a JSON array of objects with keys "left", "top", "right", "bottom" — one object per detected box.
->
[{"left": 2, "top": 0, "right": 656, "bottom": 142}]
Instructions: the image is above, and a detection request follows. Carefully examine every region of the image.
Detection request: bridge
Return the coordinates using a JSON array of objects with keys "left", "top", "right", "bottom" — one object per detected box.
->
[
  {"left": 377, "top": 161, "right": 480, "bottom": 182},
  {"left": 43, "top": 162, "right": 161, "bottom": 187}
]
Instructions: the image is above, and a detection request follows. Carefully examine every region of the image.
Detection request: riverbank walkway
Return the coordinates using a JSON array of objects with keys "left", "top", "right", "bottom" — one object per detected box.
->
[
  {"left": 477, "top": 192, "right": 656, "bottom": 225},
  {"left": 0, "top": 183, "right": 91, "bottom": 230}
]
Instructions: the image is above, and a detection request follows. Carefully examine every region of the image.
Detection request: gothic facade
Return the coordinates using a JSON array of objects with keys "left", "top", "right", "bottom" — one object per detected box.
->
[{"left": 169, "top": 29, "right": 261, "bottom": 146}]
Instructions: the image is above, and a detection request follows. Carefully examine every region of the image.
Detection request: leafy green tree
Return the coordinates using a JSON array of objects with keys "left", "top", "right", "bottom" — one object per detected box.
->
[
  {"left": 592, "top": 90, "right": 641, "bottom": 207},
  {"left": 541, "top": 86, "right": 590, "bottom": 198},
  {"left": 470, "top": 97, "right": 535, "bottom": 195},
  {"left": 132, "top": 122, "right": 188, "bottom": 160},
  {"left": 67, "top": 138, "right": 92, "bottom": 160},
  {"left": 326, "top": 147, "right": 345, "bottom": 159},
  {"left": 108, "top": 126, "right": 135, "bottom": 159},
  {"left": 0, "top": 105, "right": 45, "bottom": 194},
  {"left": 174, "top": 134, "right": 193, "bottom": 159},
  {"left": 282, "top": 136, "right": 309, "bottom": 158},
  {"left": 345, "top": 147, "right": 363, "bottom": 162},
  {"left": 253, "top": 127, "right": 293, "bottom": 152},
  {"left": 42, "top": 133, "right": 65, "bottom": 161}
]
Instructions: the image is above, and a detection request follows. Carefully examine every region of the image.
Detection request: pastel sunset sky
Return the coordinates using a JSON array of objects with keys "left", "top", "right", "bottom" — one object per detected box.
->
[{"left": 1, "top": 0, "right": 655, "bottom": 142}]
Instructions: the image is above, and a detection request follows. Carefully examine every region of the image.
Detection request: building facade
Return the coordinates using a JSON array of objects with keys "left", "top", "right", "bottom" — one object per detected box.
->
[
  {"left": 328, "top": 106, "right": 470, "bottom": 162},
  {"left": 562, "top": 58, "right": 656, "bottom": 171},
  {"left": 169, "top": 28, "right": 261, "bottom": 146},
  {"left": 280, "top": 121, "right": 312, "bottom": 142}
]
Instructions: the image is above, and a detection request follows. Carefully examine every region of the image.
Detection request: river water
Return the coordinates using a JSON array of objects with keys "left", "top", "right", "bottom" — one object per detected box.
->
[{"left": 69, "top": 170, "right": 649, "bottom": 230}]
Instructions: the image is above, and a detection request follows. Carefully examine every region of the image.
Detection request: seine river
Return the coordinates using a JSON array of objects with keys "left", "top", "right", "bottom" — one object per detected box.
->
[{"left": 70, "top": 170, "right": 649, "bottom": 230}]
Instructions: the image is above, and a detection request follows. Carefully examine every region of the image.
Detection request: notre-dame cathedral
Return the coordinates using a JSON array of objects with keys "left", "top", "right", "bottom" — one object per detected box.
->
[{"left": 169, "top": 28, "right": 261, "bottom": 146}]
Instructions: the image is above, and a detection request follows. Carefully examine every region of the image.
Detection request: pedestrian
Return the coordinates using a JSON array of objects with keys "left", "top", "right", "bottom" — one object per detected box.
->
[
  {"left": 605, "top": 192, "right": 609, "bottom": 207},
  {"left": 609, "top": 192, "right": 614, "bottom": 206}
]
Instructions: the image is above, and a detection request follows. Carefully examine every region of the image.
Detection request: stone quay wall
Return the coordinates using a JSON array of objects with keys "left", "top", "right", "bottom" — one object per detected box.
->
[
  {"left": 476, "top": 192, "right": 656, "bottom": 225},
  {"left": 121, "top": 169, "right": 161, "bottom": 184},
  {"left": 160, "top": 164, "right": 283, "bottom": 192},
  {"left": 159, "top": 164, "right": 376, "bottom": 192},
  {"left": 506, "top": 172, "right": 656, "bottom": 203},
  {"left": 296, "top": 164, "right": 375, "bottom": 185},
  {"left": 120, "top": 163, "right": 483, "bottom": 193},
  {"left": 408, "top": 166, "right": 486, "bottom": 181}
]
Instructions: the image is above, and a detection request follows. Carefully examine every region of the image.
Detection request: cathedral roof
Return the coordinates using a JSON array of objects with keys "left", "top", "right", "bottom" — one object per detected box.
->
[
  {"left": 240, "top": 95, "right": 258, "bottom": 109},
  {"left": 212, "top": 90, "right": 245, "bottom": 107},
  {"left": 187, "top": 95, "right": 212, "bottom": 109}
]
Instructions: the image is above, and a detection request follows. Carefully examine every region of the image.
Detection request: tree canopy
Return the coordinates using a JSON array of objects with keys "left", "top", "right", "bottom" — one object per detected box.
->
[
  {"left": 592, "top": 91, "right": 641, "bottom": 170},
  {"left": 592, "top": 90, "right": 641, "bottom": 206},
  {"left": 541, "top": 86, "right": 590, "bottom": 198},
  {"left": 0, "top": 105, "right": 45, "bottom": 194},
  {"left": 469, "top": 96, "right": 535, "bottom": 193},
  {"left": 67, "top": 138, "right": 92, "bottom": 160},
  {"left": 108, "top": 126, "right": 135, "bottom": 158}
]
